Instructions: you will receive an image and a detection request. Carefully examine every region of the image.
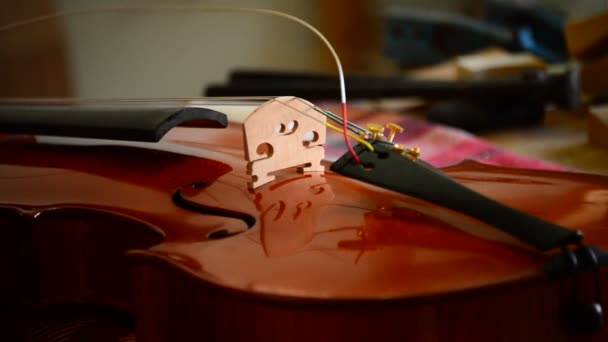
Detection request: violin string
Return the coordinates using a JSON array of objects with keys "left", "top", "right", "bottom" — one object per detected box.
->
[
  {"left": 0, "top": 96, "right": 368, "bottom": 136},
  {"left": 0, "top": 5, "right": 360, "bottom": 163},
  {"left": 271, "top": 98, "right": 374, "bottom": 152},
  {"left": 290, "top": 98, "right": 367, "bottom": 135},
  {"left": 315, "top": 107, "right": 370, "bottom": 135},
  {"left": 290, "top": 98, "right": 373, "bottom": 143},
  {"left": 321, "top": 115, "right": 365, "bottom": 136},
  {"left": 2, "top": 94, "right": 374, "bottom": 151},
  {"left": 324, "top": 121, "right": 374, "bottom": 152},
  {"left": 308, "top": 107, "right": 374, "bottom": 151},
  {"left": 0, "top": 95, "right": 365, "bottom": 135},
  {"left": 269, "top": 98, "right": 326, "bottom": 126}
]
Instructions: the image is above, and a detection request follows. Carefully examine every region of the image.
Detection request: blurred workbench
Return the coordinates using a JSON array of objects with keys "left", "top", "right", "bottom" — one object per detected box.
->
[
  {"left": 404, "top": 49, "right": 608, "bottom": 176},
  {"left": 481, "top": 108, "right": 608, "bottom": 175}
]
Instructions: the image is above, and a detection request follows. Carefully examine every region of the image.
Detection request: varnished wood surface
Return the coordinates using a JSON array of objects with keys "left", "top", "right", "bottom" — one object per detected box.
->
[
  {"left": 131, "top": 254, "right": 606, "bottom": 342},
  {"left": 1, "top": 120, "right": 608, "bottom": 340}
]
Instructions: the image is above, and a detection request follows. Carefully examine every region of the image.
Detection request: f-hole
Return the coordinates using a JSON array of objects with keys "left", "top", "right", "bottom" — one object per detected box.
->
[
  {"left": 256, "top": 143, "right": 274, "bottom": 158},
  {"left": 275, "top": 120, "right": 298, "bottom": 135}
]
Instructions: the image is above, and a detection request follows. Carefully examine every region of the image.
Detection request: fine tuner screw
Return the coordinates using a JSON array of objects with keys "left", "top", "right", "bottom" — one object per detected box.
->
[
  {"left": 392, "top": 144, "right": 406, "bottom": 153},
  {"left": 385, "top": 123, "right": 404, "bottom": 142},
  {"left": 392, "top": 144, "right": 420, "bottom": 160},
  {"left": 407, "top": 147, "right": 421, "bottom": 159},
  {"left": 366, "top": 123, "right": 385, "bottom": 140}
]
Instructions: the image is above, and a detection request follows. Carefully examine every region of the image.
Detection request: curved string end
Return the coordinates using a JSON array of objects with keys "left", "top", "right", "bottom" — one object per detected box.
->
[{"left": 341, "top": 102, "right": 360, "bottom": 164}]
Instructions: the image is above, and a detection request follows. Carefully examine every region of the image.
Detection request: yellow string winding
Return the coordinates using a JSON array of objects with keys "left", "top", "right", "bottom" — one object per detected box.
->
[{"left": 324, "top": 122, "right": 374, "bottom": 152}]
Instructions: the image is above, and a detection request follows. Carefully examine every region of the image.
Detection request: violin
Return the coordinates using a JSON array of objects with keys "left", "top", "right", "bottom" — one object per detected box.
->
[{"left": 1, "top": 96, "right": 607, "bottom": 342}]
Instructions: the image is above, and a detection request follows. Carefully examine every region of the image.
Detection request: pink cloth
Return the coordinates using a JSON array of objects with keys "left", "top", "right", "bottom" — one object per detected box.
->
[{"left": 323, "top": 106, "right": 567, "bottom": 171}]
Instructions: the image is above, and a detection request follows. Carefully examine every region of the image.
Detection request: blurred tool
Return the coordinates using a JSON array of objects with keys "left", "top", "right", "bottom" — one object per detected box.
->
[
  {"left": 455, "top": 50, "right": 546, "bottom": 79},
  {"left": 207, "top": 67, "right": 578, "bottom": 107},
  {"left": 434, "top": 50, "right": 549, "bottom": 132},
  {"left": 383, "top": 1, "right": 567, "bottom": 67},
  {"left": 205, "top": 65, "right": 579, "bottom": 133},
  {"left": 564, "top": 10, "right": 608, "bottom": 150},
  {"left": 483, "top": 0, "right": 568, "bottom": 62},
  {"left": 565, "top": 10, "right": 608, "bottom": 98},
  {"left": 589, "top": 105, "right": 608, "bottom": 151}
]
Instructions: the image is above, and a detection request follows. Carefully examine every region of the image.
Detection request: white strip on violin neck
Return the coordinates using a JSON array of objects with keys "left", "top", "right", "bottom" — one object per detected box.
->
[
  {"left": 194, "top": 104, "right": 260, "bottom": 123},
  {"left": 243, "top": 96, "right": 326, "bottom": 189}
]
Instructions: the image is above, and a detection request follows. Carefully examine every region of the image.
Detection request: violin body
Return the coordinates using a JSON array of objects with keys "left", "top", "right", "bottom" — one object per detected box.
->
[{"left": 1, "top": 122, "right": 608, "bottom": 341}]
